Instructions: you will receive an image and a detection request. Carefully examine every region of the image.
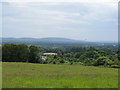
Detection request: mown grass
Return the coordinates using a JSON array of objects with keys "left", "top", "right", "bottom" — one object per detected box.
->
[{"left": 2, "top": 62, "right": 118, "bottom": 88}]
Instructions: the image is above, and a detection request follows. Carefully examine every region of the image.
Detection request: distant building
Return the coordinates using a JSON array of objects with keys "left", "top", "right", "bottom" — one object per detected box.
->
[
  {"left": 41, "top": 53, "right": 57, "bottom": 60},
  {"left": 43, "top": 53, "right": 57, "bottom": 56},
  {"left": 41, "top": 56, "right": 47, "bottom": 60}
]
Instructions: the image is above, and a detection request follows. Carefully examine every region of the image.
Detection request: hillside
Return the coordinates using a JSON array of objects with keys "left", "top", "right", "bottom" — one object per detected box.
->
[{"left": 1, "top": 37, "right": 117, "bottom": 47}]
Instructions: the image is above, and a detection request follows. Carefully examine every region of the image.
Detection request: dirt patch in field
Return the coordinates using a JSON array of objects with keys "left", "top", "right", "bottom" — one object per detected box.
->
[
  {"left": 3, "top": 63, "right": 18, "bottom": 67},
  {"left": 80, "top": 72, "right": 118, "bottom": 77},
  {"left": 2, "top": 63, "right": 27, "bottom": 68}
]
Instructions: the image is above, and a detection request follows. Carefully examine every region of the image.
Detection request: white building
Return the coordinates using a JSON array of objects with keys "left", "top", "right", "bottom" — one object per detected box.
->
[{"left": 41, "top": 56, "right": 47, "bottom": 60}]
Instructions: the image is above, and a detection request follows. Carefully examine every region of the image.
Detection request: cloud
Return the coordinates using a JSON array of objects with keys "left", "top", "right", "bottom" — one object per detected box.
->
[
  {"left": 0, "top": 3, "right": 2, "bottom": 37},
  {"left": 3, "top": 1, "right": 117, "bottom": 25},
  {"left": 2, "top": 1, "right": 118, "bottom": 41},
  {"left": 3, "top": 3, "right": 90, "bottom": 25},
  {"left": 80, "top": 3, "right": 117, "bottom": 22},
  {"left": 2, "top": 0, "right": 119, "bottom": 3}
]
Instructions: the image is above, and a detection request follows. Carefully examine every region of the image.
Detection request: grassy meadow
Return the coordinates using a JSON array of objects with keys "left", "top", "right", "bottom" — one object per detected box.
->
[{"left": 2, "top": 62, "right": 118, "bottom": 88}]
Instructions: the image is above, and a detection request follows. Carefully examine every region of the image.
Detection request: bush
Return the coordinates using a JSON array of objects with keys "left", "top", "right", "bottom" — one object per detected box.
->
[{"left": 111, "top": 65, "right": 120, "bottom": 68}]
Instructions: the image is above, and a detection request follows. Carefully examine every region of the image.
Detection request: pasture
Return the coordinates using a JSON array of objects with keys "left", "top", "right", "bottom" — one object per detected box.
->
[{"left": 2, "top": 62, "right": 118, "bottom": 88}]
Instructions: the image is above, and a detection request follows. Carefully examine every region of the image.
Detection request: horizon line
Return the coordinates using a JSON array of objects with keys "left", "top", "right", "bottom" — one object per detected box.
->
[{"left": 1, "top": 37, "right": 118, "bottom": 42}]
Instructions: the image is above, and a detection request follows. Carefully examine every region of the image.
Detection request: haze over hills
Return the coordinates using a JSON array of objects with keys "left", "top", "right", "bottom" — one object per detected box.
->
[
  {"left": 1, "top": 37, "right": 117, "bottom": 47},
  {"left": 1, "top": 37, "right": 85, "bottom": 43}
]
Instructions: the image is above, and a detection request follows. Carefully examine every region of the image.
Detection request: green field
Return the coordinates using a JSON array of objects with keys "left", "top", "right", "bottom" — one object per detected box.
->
[{"left": 2, "top": 62, "right": 118, "bottom": 88}]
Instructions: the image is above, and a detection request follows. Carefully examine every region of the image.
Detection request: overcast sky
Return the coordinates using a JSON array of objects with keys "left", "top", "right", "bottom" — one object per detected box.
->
[{"left": 1, "top": 0, "right": 119, "bottom": 42}]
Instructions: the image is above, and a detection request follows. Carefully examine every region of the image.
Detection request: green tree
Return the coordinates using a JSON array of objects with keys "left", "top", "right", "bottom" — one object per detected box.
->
[
  {"left": 29, "top": 45, "right": 40, "bottom": 63},
  {"left": 2, "top": 44, "right": 18, "bottom": 62},
  {"left": 2, "top": 44, "right": 29, "bottom": 62},
  {"left": 17, "top": 44, "right": 29, "bottom": 62},
  {"left": 93, "top": 56, "right": 111, "bottom": 66}
]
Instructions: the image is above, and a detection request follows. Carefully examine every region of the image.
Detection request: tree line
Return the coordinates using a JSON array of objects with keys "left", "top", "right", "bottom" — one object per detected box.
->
[
  {"left": 2, "top": 43, "right": 119, "bottom": 68},
  {"left": 2, "top": 44, "right": 40, "bottom": 63},
  {"left": 40, "top": 46, "right": 119, "bottom": 67}
]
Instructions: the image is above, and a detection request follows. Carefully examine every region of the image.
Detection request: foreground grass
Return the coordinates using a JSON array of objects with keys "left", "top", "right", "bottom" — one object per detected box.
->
[
  {"left": 0, "top": 62, "right": 2, "bottom": 89},
  {"left": 2, "top": 62, "right": 118, "bottom": 88}
]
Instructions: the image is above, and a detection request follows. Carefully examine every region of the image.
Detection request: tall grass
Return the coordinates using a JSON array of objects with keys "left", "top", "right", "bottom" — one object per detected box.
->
[{"left": 2, "top": 62, "right": 118, "bottom": 88}]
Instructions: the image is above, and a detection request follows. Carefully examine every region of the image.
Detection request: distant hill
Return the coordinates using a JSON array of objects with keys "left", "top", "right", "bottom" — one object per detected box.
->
[
  {"left": 1, "top": 37, "right": 85, "bottom": 43},
  {"left": 39, "top": 37, "right": 74, "bottom": 41},
  {"left": 1, "top": 37, "right": 117, "bottom": 47}
]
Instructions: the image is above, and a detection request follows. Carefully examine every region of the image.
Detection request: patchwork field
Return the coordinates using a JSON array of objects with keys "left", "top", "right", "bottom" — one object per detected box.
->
[{"left": 2, "top": 62, "right": 118, "bottom": 88}]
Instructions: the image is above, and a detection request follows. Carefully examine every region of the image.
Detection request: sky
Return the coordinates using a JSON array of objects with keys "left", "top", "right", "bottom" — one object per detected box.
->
[{"left": 1, "top": 0, "right": 119, "bottom": 42}]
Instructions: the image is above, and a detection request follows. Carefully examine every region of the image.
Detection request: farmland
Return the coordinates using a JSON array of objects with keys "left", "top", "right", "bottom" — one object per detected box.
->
[{"left": 2, "top": 62, "right": 118, "bottom": 88}]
